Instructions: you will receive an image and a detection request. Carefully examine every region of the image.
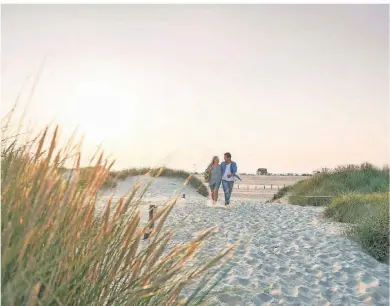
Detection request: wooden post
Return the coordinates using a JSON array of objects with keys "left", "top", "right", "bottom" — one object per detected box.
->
[
  {"left": 144, "top": 205, "right": 156, "bottom": 240},
  {"left": 264, "top": 185, "right": 265, "bottom": 189}
]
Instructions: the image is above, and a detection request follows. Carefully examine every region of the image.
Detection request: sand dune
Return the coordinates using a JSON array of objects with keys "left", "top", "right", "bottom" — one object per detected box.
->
[
  {"left": 96, "top": 175, "right": 204, "bottom": 224},
  {"left": 97, "top": 176, "right": 389, "bottom": 305},
  {"left": 99, "top": 175, "right": 203, "bottom": 205}
]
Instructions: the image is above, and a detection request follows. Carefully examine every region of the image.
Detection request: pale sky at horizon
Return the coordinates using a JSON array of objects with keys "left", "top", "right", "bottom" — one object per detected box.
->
[{"left": 2, "top": 4, "right": 389, "bottom": 174}]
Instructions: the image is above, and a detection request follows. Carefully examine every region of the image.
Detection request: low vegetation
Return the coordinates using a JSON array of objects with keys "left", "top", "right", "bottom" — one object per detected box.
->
[
  {"left": 286, "top": 163, "right": 389, "bottom": 262},
  {"left": 324, "top": 192, "right": 388, "bottom": 223},
  {"left": 60, "top": 165, "right": 210, "bottom": 196},
  {"left": 288, "top": 163, "right": 389, "bottom": 206},
  {"left": 75, "top": 166, "right": 118, "bottom": 190},
  {"left": 1, "top": 123, "right": 234, "bottom": 305},
  {"left": 270, "top": 185, "right": 291, "bottom": 202},
  {"left": 325, "top": 193, "right": 389, "bottom": 262}
]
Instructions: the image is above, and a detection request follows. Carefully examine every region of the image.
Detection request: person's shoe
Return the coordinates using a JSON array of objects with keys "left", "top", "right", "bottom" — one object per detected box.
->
[{"left": 225, "top": 201, "right": 230, "bottom": 206}]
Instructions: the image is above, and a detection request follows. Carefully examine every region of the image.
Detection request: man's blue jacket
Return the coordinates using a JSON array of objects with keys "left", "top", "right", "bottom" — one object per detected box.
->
[{"left": 220, "top": 161, "right": 238, "bottom": 179}]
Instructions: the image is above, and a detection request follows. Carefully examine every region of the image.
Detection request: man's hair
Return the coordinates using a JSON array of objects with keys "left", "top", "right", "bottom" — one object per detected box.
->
[{"left": 224, "top": 152, "right": 231, "bottom": 159}]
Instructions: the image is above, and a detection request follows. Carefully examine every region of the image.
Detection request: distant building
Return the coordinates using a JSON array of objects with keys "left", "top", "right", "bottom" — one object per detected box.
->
[
  {"left": 256, "top": 168, "right": 268, "bottom": 175},
  {"left": 313, "top": 168, "right": 330, "bottom": 175}
]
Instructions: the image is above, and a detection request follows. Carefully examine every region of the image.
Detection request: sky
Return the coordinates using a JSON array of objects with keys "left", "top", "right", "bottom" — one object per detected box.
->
[{"left": 2, "top": 4, "right": 389, "bottom": 174}]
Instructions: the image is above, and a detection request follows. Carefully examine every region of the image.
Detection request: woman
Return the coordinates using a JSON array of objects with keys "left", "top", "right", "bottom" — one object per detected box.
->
[{"left": 205, "top": 156, "right": 222, "bottom": 205}]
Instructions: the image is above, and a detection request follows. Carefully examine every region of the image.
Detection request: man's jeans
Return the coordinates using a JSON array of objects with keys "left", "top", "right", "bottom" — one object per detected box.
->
[{"left": 221, "top": 180, "right": 234, "bottom": 203}]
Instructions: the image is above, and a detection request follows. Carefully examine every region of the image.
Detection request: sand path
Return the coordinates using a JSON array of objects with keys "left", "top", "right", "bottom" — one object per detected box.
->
[
  {"left": 98, "top": 177, "right": 389, "bottom": 305},
  {"left": 166, "top": 201, "right": 389, "bottom": 305}
]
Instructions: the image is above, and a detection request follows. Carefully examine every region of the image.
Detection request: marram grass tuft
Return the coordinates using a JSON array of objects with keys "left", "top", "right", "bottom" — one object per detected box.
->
[{"left": 1, "top": 124, "right": 236, "bottom": 305}]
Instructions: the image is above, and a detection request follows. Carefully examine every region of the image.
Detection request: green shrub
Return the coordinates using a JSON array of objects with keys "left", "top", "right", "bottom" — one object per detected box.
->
[
  {"left": 288, "top": 163, "right": 389, "bottom": 206},
  {"left": 275, "top": 186, "right": 291, "bottom": 199},
  {"left": 325, "top": 193, "right": 389, "bottom": 262},
  {"left": 325, "top": 193, "right": 388, "bottom": 222},
  {"left": 351, "top": 205, "right": 389, "bottom": 263},
  {"left": 269, "top": 186, "right": 291, "bottom": 202},
  {"left": 1, "top": 126, "right": 234, "bottom": 305}
]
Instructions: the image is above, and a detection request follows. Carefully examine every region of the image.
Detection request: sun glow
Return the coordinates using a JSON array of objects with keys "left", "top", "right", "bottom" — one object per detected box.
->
[{"left": 61, "top": 76, "right": 141, "bottom": 146}]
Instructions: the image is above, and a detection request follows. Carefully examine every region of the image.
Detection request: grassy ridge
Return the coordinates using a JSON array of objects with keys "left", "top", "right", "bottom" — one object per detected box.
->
[
  {"left": 111, "top": 168, "right": 209, "bottom": 197},
  {"left": 286, "top": 163, "right": 389, "bottom": 262},
  {"left": 1, "top": 125, "right": 234, "bottom": 305},
  {"left": 288, "top": 163, "right": 389, "bottom": 206}
]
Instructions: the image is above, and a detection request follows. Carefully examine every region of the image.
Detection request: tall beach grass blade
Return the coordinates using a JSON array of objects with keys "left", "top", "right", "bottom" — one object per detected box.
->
[{"left": 2, "top": 115, "right": 230, "bottom": 306}]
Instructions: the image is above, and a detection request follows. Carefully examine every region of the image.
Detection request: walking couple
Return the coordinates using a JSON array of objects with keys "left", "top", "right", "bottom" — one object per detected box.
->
[{"left": 205, "top": 152, "right": 238, "bottom": 206}]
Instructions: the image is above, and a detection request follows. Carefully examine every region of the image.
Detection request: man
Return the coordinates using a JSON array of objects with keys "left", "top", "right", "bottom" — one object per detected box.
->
[{"left": 220, "top": 152, "right": 238, "bottom": 206}]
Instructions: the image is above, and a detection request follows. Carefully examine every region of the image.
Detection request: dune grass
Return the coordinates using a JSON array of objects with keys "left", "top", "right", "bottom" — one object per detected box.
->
[
  {"left": 325, "top": 193, "right": 389, "bottom": 262},
  {"left": 288, "top": 163, "right": 389, "bottom": 206},
  {"left": 285, "top": 163, "right": 389, "bottom": 262},
  {"left": 324, "top": 192, "right": 388, "bottom": 223},
  {"left": 1, "top": 124, "right": 236, "bottom": 305},
  {"left": 75, "top": 166, "right": 118, "bottom": 190},
  {"left": 111, "top": 168, "right": 209, "bottom": 197},
  {"left": 269, "top": 185, "right": 291, "bottom": 202}
]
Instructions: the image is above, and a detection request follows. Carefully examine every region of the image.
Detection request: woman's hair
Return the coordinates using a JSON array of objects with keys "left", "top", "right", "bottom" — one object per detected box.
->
[{"left": 211, "top": 156, "right": 219, "bottom": 165}]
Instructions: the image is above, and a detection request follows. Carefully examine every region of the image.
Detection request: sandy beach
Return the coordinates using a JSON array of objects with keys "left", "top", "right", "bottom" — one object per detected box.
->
[
  {"left": 4, "top": 5, "right": 388, "bottom": 305},
  {"left": 98, "top": 176, "right": 389, "bottom": 305}
]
